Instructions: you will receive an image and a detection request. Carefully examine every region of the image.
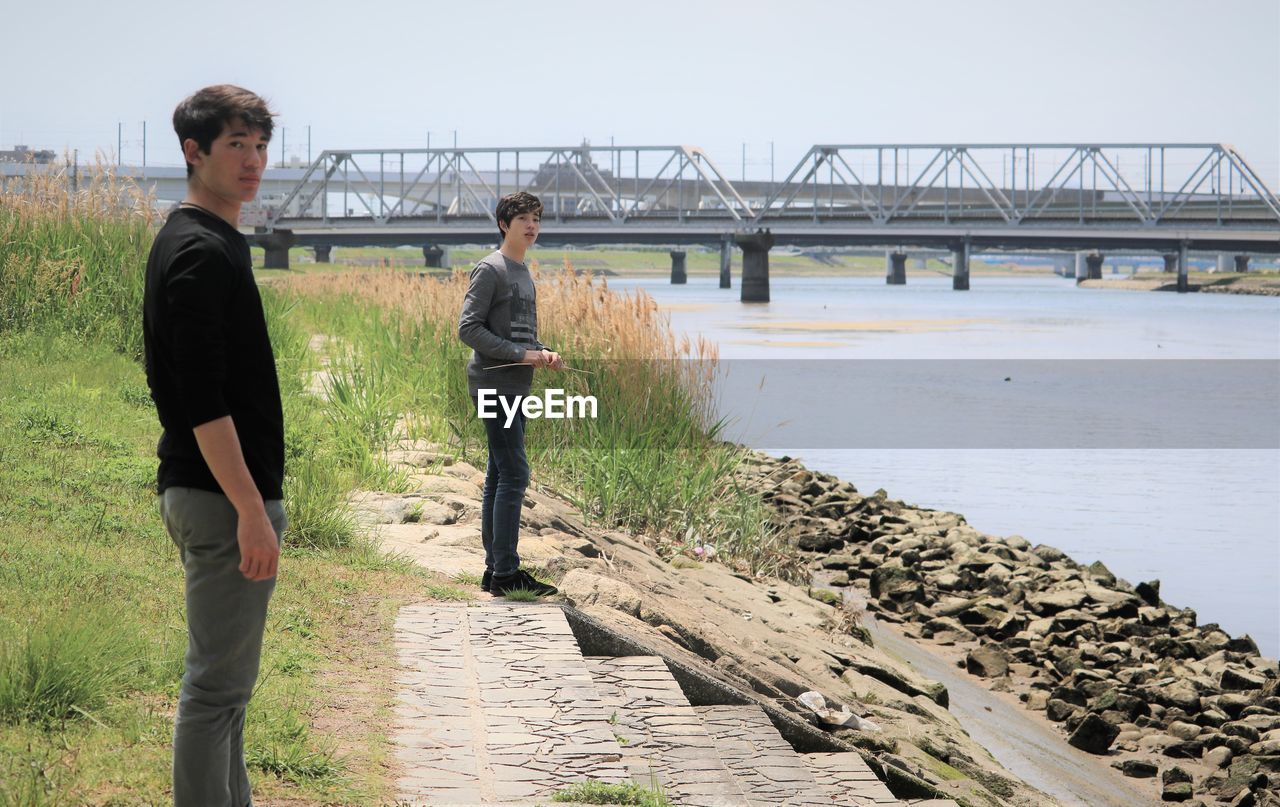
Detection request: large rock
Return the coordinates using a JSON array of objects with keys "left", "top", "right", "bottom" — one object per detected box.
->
[
  {"left": 966, "top": 646, "right": 1010, "bottom": 678},
  {"left": 1025, "top": 588, "right": 1089, "bottom": 615},
  {"left": 559, "top": 569, "right": 642, "bottom": 616},
  {"left": 1223, "top": 668, "right": 1268, "bottom": 691},
  {"left": 1152, "top": 679, "right": 1203, "bottom": 713},
  {"left": 1067, "top": 713, "right": 1120, "bottom": 754},
  {"left": 1136, "top": 579, "right": 1162, "bottom": 606},
  {"left": 869, "top": 562, "right": 926, "bottom": 610},
  {"left": 1114, "top": 759, "right": 1159, "bottom": 778}
]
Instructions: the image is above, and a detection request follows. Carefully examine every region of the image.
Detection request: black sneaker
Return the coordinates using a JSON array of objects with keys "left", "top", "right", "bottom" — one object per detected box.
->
[
  {"left": 481, "top": 570, "right": 492, "bottom": 592},
  {"left": 491, "top": 569, "right": 558, "bottom": 598}
]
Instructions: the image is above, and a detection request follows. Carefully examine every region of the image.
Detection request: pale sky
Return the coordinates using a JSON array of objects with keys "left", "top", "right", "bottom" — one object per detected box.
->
[{"left": 3, "top": 0, "right": 1278, "bottom": 184}]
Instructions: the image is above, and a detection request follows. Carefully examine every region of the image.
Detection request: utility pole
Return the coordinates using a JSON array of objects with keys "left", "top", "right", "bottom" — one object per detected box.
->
[
  {"left": 281, "top": 127, "right": 286, "bottom": 168},
  {"left": 307, "top": 125, "right": 311, "bottom": 164},
  {"left": 770, "top": 141, "right": 775, "bottom": 200}
]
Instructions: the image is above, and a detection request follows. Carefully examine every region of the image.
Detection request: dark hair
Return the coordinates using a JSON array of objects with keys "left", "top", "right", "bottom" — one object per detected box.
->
[
  {"left": 172, "top": 85, "right": 275, "bottom": 178},
  {"left": 496, "top": 191, "right": 543, "bottom": 241}
]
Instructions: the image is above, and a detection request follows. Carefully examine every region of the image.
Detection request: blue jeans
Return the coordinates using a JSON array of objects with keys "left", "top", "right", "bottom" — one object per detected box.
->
[
  {"left": 476, "top": 394, "right": 529, "bottom": 577},
  {"left": 160, "top": 487, "right": 286, "bottom": 807}
]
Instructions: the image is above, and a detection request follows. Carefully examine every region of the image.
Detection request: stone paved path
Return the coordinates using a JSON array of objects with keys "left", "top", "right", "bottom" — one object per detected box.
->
[
  {"left": 805, "top": 752, "right": 905, "bottom": 806},
  {"left": 698, "top": 705, "right": 901, "bottom": 807},
  {"left": 585, "top": 656, "right": 749, "bottom": 806},
  {"left": 394, "top": 603, "right": 628, "bottom": 804}
]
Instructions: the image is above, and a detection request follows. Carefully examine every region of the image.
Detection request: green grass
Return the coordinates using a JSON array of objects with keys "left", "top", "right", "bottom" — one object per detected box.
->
[
  {"left": 0, "top": 614, "right": 144, "bottom": 728},
  {"left": 0, "top": 327, "right": 433, "bottom": 804},
  {"left": 499, "top": 588, "right": 545, "bottom": 602},
  {"left": 553, "top": 780, "right": 672, "bottom": 806}
]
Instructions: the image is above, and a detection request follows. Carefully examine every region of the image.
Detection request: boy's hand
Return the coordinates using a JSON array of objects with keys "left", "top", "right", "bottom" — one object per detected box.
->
[
  {"left": 523, "top": 349, "right": 561, "bottom": 369},
  {"left": 238, "top": 509, "right": 280, "bottom": 581}
]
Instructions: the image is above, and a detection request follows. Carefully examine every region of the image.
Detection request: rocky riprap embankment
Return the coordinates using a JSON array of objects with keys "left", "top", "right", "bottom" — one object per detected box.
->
[{"left": 737, "top": 451, "right": 1280, "bottom": 806}]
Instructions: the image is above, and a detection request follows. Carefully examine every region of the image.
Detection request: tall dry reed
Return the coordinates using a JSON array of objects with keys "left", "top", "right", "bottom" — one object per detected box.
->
[
  {"left": 0, "top": 161, "right": 155, "bottom": 356},
  {"left": 277, "top": 262, "right": 783, "bottom": 574}
]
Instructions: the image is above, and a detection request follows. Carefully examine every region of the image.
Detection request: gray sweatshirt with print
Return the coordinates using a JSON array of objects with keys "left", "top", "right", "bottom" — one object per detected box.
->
[{"left": 457, "top": 251, "right": 546, "bottom": 396}]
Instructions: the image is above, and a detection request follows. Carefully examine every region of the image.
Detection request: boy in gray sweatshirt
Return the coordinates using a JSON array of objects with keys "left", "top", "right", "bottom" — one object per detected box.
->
[{"left": 457, "top": 191, "right": 563, "bottom": 597}]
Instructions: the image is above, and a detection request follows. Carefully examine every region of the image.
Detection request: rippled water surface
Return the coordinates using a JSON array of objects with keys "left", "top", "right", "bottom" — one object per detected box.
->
[{"left": 609, "top": 274, "right": 1280, "bottom": 656}]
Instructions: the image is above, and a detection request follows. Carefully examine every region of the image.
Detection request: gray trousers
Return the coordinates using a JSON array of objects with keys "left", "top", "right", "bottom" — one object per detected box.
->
[{"left": 160, "top": 487, "right": 286, "bottom": 807}]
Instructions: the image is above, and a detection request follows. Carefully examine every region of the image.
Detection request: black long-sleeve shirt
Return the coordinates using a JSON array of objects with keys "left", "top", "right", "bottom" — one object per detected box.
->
[{"left": 142, "top": 207, "right": 284, "bottom": 499}]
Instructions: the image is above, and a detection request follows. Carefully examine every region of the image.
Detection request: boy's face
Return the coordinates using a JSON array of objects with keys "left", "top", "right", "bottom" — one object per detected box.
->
[
  {"left": 184, "top": 117, "right": 270, "bottom": 204},
  {"left": 502, "top": 210, "right": 541, "bottom": 249}
]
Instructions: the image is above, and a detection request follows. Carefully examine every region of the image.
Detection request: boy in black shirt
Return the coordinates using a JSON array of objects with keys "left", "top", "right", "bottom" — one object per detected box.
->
[{"left": 143, "top": 84, "right": 282, "bottom": 807}]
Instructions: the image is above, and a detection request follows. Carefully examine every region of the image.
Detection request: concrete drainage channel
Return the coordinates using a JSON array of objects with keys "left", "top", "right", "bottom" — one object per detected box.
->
[{"left": 864, "top": 615, "right": 1161, "bottom": 807}]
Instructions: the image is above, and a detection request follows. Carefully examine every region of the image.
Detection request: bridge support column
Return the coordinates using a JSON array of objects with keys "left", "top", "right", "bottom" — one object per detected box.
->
[
  {"left": 952, "top": 241, "right": 970, "bottom": 291},
  {"left": 1235, "top": 255, "right": 1251, "bottom": 273},
  {"left": 1163, "top": 253, "right": 1178, "bottom": 273},
  {"left": 886, "top": 250, "right": 907, "bottom": 285},
  {"left": 1086, "top": 252, "right": 1104, "bottom": 280},
  {"left": 1177, "top": 243, "right": 1190, "bottom": 293},
  {"left": 260, "top": 230, "right": 296, "bottom": 270},
  {"left": 670, "top": 250, "right": 687, "bottom": 284},
  {"left": 313, "top": 245, "right": 332, "bottom": 263},
  {"left": 1216, "top": 253, "right": 1233, "bottom": 274},
  {"left": 423, "top": 245, "right": 445, "bottom": 268},
  {"left": 719, "top": 237, "right": 732, "bottom": 289},
  {"left": 736, "top": 229, "right": 774, "bottom": 303}
]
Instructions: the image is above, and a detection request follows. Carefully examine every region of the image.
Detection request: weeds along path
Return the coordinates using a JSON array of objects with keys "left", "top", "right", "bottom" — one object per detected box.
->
[{"left": 277, "top": 266, "right": 794, "bottom": 579}]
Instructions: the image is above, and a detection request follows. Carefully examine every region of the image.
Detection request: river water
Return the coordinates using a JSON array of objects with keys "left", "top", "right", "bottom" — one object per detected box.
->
[{"left": 608, "top": 275, "right": 1280, "bottom": 659}]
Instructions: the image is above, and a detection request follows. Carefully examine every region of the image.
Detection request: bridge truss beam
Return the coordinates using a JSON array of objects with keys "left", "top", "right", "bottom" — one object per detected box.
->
[
  {"left": 266, "top": 144, "right": 753, "bottom": 232},
  {"left": 752, "top": 143, "right": 1280, "bottom": 228}
]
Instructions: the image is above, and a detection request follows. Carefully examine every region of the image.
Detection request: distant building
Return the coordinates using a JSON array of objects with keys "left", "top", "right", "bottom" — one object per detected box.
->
[{"left": 0, "top": 145, "right": 56, "bottom": 164}]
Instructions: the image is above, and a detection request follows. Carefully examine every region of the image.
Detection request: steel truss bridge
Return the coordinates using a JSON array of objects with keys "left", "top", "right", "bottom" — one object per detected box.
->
[{"left": 261, "top": 142, "right": 1280, "bottom": 252}]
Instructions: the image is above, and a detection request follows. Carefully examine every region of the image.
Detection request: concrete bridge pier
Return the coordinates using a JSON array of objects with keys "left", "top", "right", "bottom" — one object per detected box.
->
[
  {"left": 886, "top": 250, "right": 907, "bottom": 285},
  {"left": 1216, "top": 253, "right": 1234, "bottom": 273},
  {"left": 314, "top": 245, "right": 332, "bottom": 263},
  {"left": 719, "top": 237, "right": 732, "bottom": 289},
  {"left": 261, "top": 230, "right": 296, "bottom": 270},
  {"left": 670, "top": 250, "right": 687, "bottom": 284},
  {"left": 1085, "top": 252, "right": 1105, "bottom": 280},
  {"left": 1163, "top": 253, "right": 1178, "bottom": 273},
  {"left": 1177, "top": 242, "right": 1190, "bottom": 293},
  {"left": 736, "top": 230, "right": 774, "bottom": 303},
  {"left": 952, "top": 240, "right": 970, "bottom": 290},
  {"left": 423, "top": 245, "right": 446, "bottom": 268},
  {"left": 1235, "top": 255, "right": 1251, "bottom": 273}
]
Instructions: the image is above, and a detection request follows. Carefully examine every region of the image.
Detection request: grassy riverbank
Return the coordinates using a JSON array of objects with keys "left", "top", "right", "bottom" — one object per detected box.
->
[
  {"left": 1, "top": 169, "right": 788, "bottom": 802},
  {"left": 274, "top": 265, "right": 786, "bottom": 575},
  {"left": 0, "top": 173, "right": 465, "bottom": 804}
]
